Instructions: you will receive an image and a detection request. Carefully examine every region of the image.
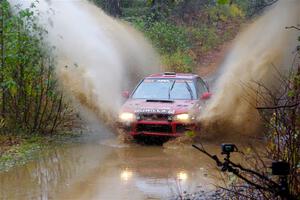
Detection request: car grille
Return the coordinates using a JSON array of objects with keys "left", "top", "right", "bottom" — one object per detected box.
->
[
  {"left": 137, "top": 124, "right": 173, "bottom": 133},
  {"left": 138, "top": 113, "right": 170, "bottom": 121}
]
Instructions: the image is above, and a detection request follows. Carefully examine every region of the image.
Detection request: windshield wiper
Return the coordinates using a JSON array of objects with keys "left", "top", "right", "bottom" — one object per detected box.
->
[
  {"left": 184, "top": 81, "right": 194, "bottom": 100},
  {"left": 168, "top": 80, "right": 176, "bottom": 99}
]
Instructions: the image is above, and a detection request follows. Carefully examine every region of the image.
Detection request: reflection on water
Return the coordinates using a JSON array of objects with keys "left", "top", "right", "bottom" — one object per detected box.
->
[
  {"left": 177, "top": 171, "right": 188, "bottom": 181},
  {"left": 0, "top": 135, "right": 222, "bottom": 200},
  {"left": 0, "top": 142, "right": 111, "bottom": 200},
  {"left": 121, "top": 169, "right": 134, "bottom": 181}
]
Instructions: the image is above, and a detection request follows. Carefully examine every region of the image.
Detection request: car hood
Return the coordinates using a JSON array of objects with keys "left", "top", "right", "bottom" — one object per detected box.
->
[{"left": 120, "top": 99, "right": 197, "bottom": 115}]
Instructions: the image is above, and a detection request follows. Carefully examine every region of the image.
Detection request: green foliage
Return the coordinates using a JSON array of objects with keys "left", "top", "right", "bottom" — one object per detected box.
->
[
  {"left": 96, "top": 0, "right": 247, "bottom": 72},
  {"left": 229, "top": 4, "right": 245, "bottom": 18},
  {"left": 147, "top": 21, "right": 190, "bottom": 54},
  {"left": 217, "top": 0, "right": 229, "bottom": 5},
  {"left": 0, "top": 137, "right": 42, "bottom": 171},
  {"left": 133, "top": 19, "right": 190, "bottom": 54},
  {"left": 190, "top": 26, "right": 221, "bottom": 52},
  {"left": 162, "top": 51, "right": 194, "bottom": 73},
  {"left": 259, "top": 67, "right": 300, "bottom": 196},
  {"left": 217, "top": 0, "right": 250, "bottom": 13},
  {"left": 131, "top": 17, "right": 194, "bottom": 72},
  {"left": 122, "top": 7, "right": 149, "bottom": 17},
  {"left": 126, "top": 0, "right": 246, "bottom": 72},
  {"left": 206, "top": 3, "right": 245, "bottom": 23},
  {"left": 0, "top": 1, "right": 74, "bottom": 135}
]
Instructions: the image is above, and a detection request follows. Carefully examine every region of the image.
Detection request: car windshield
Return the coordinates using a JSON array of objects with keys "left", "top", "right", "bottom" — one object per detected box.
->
[{"left": 132, "top": 79, "right": 197, "bottom": 100}]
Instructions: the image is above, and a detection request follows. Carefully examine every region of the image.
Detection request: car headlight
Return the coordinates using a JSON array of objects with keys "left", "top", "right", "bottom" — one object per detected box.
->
[
  {"left": 119, "top": 112, "right": 136, "bottom": 122},
  {"left": 174, "top": 113, "right": 190, "bottom": 122}
]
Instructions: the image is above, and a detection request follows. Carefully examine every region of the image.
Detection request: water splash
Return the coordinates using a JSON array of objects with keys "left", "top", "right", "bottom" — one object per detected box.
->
[
  {"left": 10, "top": 0, "right": 160, "bottom": 126},
  {"left": 200, "top": 0, "right": 300, "bottom": 138}
]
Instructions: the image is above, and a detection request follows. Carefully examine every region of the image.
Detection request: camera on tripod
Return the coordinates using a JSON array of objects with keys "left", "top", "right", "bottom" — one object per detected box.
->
[{"left": 221, "top": 143, "right": 238, "bottom": 155}]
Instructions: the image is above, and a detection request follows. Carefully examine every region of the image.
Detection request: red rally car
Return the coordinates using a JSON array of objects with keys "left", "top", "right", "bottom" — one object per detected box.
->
[{"left": 118, "top": 72, "right": 211, "bottom": 137}]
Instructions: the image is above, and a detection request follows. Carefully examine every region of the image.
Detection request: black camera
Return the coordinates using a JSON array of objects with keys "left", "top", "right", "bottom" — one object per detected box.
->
[
  {"left": 272, "top": 161, "right": 290, "bottom": 176},
  {"left": 221, "top": 143, "right": 237, "bottom": 154}
]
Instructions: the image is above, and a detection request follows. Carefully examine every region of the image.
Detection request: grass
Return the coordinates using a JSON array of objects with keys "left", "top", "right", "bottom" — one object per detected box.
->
[
  {"left": 0, "top": 133, "right": 81, "bottom": 172},
  {"left": 0, "top": 135, "right": 42, "bottom": 171}
]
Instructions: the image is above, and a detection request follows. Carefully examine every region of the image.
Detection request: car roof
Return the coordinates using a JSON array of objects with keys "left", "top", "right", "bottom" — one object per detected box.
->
[{"left": 146, "top": 72, "right": 199, "bottom": 80}]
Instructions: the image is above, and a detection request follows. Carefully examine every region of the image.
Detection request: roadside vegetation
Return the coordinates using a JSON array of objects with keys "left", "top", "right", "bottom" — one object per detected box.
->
[
  {"left": 92, "top": 0, "right": 271, "bottom": 73},
  {"left": 0, "top": 0, "right": 77, "bottom": 170},
  {"left": 0, "top": 1, "right": 75, "bottom": 135},
  {"left": 0, "top": 135, "right": 42, "bottom": 171},
  {"left": 193, "top": 63, "right": 300, "bottom": 199}
]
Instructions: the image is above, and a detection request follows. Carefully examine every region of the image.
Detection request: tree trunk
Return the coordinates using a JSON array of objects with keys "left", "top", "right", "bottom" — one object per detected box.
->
[
  {"left": 106, "top": 0, "right": 122, "bottom": 17},
  {"left": 0, "top": 2, "right": 6, "bottom": 117}
]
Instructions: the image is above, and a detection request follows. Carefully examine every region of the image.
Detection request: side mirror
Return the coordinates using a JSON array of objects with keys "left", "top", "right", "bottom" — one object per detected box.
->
[
  {"left": 122, "top": 91, "right": 130, "bottom": 99},
  {"left": 201, "top": 92, "right": 212, "bottom": 100}
]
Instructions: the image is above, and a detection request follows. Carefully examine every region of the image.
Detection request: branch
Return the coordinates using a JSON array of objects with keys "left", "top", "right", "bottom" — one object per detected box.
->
[
  {"left": 285, "top": 26, "right": 300, "bottom": 31},
  {"left": 217, "top": 186, "right": 257, "bottom": 200},
  {"left": 256, "top": 103, "right": 299, "bottom": 110},
  {"left": 225, "top": 159, "right": 279, "bottom": 188},
  {"left": 192, "top": 144, "right": 223, "bottom": 166}
]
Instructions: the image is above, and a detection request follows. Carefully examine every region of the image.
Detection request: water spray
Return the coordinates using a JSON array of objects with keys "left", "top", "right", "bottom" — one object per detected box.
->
[{"left": 9, "top": 0, "right": 161, "bottom": 128}]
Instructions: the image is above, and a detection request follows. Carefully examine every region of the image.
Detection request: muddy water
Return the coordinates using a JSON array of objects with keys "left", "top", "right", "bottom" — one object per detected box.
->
[{"left": 0, "top": 129, "right": 222, "bottom": 200}]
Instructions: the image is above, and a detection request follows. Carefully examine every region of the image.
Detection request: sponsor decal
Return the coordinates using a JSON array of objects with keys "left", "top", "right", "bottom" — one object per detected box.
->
[{"left": 135, "top": 108, "right": 175, "bottom": 114}]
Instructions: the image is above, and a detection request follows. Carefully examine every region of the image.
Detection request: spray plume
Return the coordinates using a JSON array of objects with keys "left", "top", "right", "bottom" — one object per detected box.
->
[
  {"left": 10, "top": 0, "right": 160, "bottom": 125},
  {"left": 200, "top": 0, "right": 300, "bottom": 138}
]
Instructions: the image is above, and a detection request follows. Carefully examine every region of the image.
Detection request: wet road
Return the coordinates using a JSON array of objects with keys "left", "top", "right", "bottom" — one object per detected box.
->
[{"left": 0, "top": 127, "right": 223, "bottom": 200}]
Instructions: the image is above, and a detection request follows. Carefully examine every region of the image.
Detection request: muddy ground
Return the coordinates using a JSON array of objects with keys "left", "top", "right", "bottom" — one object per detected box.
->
[{"left": 0, "top": 125, "right": 228, "bottom": 200}]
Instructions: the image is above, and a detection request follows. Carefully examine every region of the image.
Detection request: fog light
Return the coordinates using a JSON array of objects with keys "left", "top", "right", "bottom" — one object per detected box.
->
[{"left": 174, "top": 113, "right": 190, "bottom": 122}]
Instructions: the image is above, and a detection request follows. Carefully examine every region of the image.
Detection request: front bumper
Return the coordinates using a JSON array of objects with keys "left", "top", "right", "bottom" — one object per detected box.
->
[{"left": 118, "top": 120, "right": 196, "bottom": 137}]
